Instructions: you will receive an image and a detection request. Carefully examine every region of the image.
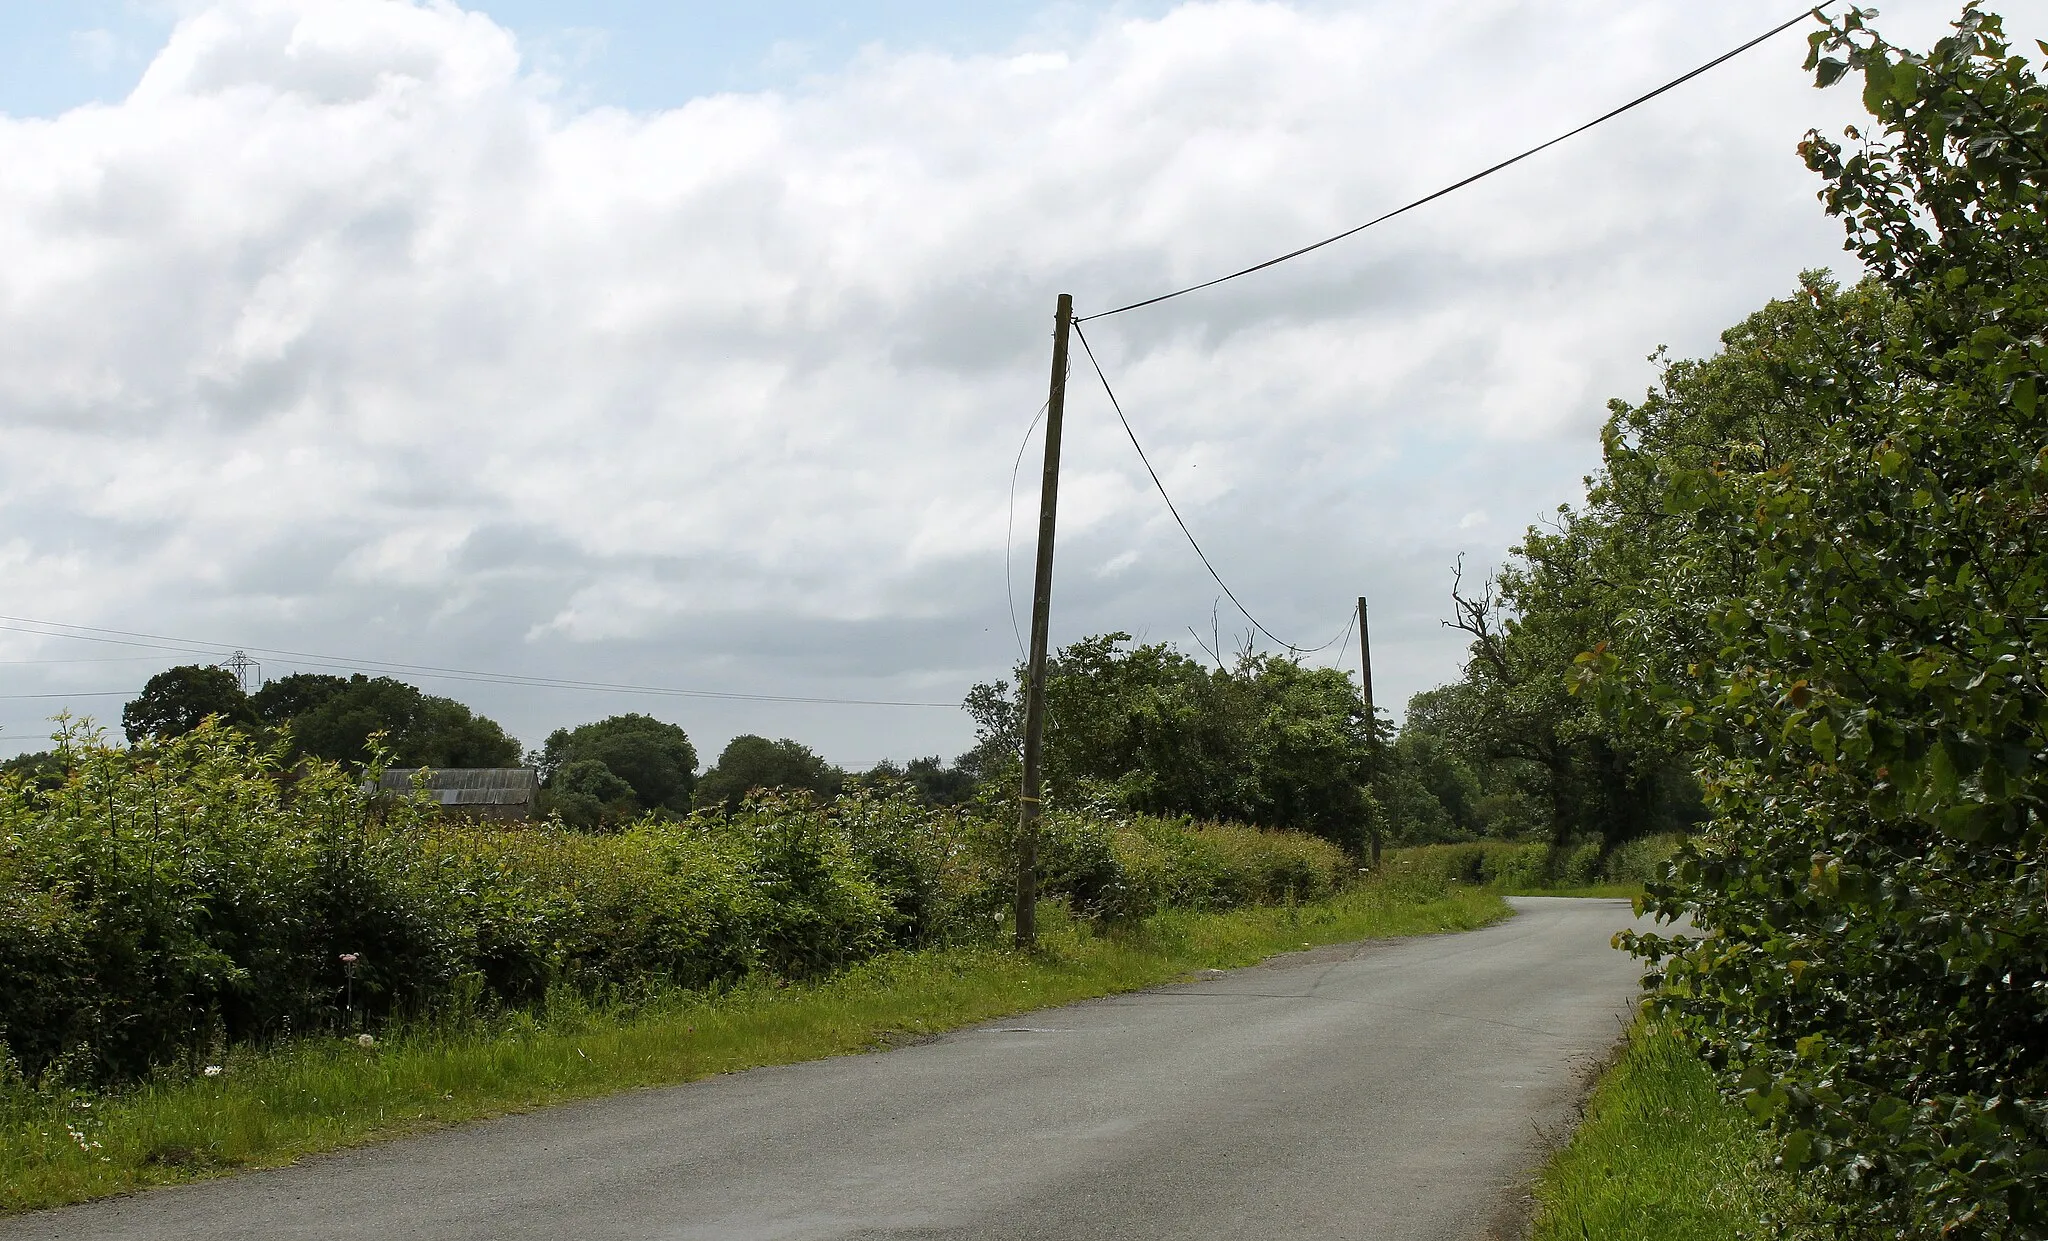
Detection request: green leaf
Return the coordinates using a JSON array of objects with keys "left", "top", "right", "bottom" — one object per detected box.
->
[
  {"left": 1862, "top": 58, "right": 1895, "bottom": 114},
  {"left": 1926, "top": 741, "right": 1960, "bottom": 801},
  {"left": 1782, "top": 1128, "right": 1817, "bottom": 1169},
  {"left": 1810, "top": 717, "right": 1837, "bottom": 762},
  {"left": 1815, "top": 56, "right": 1851, "bottom": 88}
]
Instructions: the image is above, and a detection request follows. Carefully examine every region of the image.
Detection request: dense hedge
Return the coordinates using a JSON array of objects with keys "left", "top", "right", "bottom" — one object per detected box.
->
[
  {"left": 0, "top": 722, "right": 1349, "bottom": 1085},
  {"left": 1387, "top": 836, "right": 1681, "bottom": 891},
  {"left": 1591, "top": 12, "right": 2048, "bottom": 1236}
]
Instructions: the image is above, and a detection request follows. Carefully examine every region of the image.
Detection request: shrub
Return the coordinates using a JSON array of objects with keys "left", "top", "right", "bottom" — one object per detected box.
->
[{"left": 0, "top": 722, "right": 1356, "bottom": 1087}]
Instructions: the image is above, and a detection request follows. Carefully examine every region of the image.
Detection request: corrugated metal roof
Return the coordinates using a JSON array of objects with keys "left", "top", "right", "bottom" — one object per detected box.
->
[{"left": 376, "top": 768, "right": 538, "bottom": 805}]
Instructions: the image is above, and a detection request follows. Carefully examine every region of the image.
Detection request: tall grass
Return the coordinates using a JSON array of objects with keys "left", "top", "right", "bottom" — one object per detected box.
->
[
  {"left": 1529, "top": 1023, "right": 1833, "bottom": 1241},
  {"left": 0, "top": 878, "right": 1505, "bottom": 1213}
]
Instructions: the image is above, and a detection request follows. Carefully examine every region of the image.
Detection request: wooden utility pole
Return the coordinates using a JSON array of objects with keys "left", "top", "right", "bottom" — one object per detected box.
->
[
  {"left": 1359, "top": 596, "right": 1383, "bottom": 869},
  {"left": 1016, "top": 293, "right": 1074, "bottom": 948},
  {"left": 1356, "top": 597, "right": 1374, "bottom": 713}
]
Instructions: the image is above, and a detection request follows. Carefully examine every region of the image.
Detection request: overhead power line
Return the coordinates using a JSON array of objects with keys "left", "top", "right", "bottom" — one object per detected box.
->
[
  {"left": 1331, "top": 603, "right": 1359, "bottom": 676},
  {"left": 1078, "top": 3, "right": 1832, "bottom": 322},
  {"left": 1070, "top": 321, "right": 1347, "bottom": 655},
  {"left": 0, "top": 616, "right": 959, "bottom": 709}
]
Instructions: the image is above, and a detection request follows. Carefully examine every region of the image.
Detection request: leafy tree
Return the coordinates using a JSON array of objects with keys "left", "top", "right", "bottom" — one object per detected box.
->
[
  {"left": 956, "top": 679, "right": 1023, "bottom": 787},
  {"left": 1571, "top": 9, "right": 2048, "bottom": 1233},
  {"left": 537, "top": 714, "right": 697, "bottom": 816},
  {"left": 1039, "top": 633, "right": 1249, "bottom": 818},
  {"left": 121, "top": 665, "right": 254, "bottom": 743},
  {"left": 902, "top": 755, "right": 977, "bottom": 806},
  {"left": 694, "top": 735, "right": 843, "bottom": 812},
  {"left": 1439, "top": 520, "right": 1702, "bottom": 863},
  {"left": 0, "top": 749, "right": 68, "bottom": 794},
  {"left": 251, "top": 673, "right": 350, "bottom": 723},
  {"left": 290, "top": 675, "right": 520, "bottom": 769},
  {"left": 544, "top": 757, "right": 640, "bottom": 830},
  {"left": 964, "top": 633, "right": 1376, "bottom": 852},
  {"left": 858, "top": 756, "right": 978, "bottom": 807},
  {"left": 1377, "top": 688, "right": 1500, "bottom": 844}
]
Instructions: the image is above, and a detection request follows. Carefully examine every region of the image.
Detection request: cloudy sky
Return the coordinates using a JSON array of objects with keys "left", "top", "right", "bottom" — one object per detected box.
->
[{"left": 0, "top": 0, "right": 1992, "bottom": 766}]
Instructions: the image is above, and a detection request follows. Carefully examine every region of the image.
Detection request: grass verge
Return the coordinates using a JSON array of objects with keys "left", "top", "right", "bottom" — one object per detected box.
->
[
  {"left": 2, "top": 881, "right": 1505, "bottom": 1214},
  {"left": 1528, "top": 1022, "right": 1829, "bottom": 1241},
  {"left": 1495, "top": 883, "right": 1646, "bottom": 900}
]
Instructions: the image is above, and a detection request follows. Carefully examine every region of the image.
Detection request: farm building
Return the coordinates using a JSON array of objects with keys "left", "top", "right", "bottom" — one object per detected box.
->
[{"left": 375, "top": 768, "right": 538, "bottom": 822}]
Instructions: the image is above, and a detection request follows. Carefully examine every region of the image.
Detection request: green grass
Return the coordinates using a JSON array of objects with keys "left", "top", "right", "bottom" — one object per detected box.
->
[
  {"left": 1529, "top": 1023, "right": 1828, "bottom": 1241},
  {"left": 1, "top": 881, "right": 1506, "bottom": 1214},
  {"left": 1494, "top": 882, "right": 1646, "bottom": 900}
]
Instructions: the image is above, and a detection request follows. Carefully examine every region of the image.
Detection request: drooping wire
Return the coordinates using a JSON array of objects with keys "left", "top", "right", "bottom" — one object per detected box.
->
[
  {"left": 0, "top": 617, "right": 958, "bottom": 708},
  {"left": 1070, "top": 321, "right": 1347, "bottom": 656},
  {"left": 1005, "top": 398, "right": 1052, "bottom": 663},
  {"left": 1330, "top": 603, "right": 1358, "bottom": 676},
  {"left": 1078, "top": 3, "right": 1830, "bottom": 322}
]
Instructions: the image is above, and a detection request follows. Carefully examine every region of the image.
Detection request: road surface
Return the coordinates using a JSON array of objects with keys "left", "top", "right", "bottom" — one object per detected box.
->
[{"left": 2, "top": 897, "right": 1652, "bottom": 1241}]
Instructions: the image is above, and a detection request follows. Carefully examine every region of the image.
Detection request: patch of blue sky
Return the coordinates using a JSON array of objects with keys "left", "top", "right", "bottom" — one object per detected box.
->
[{"left": 0, "top": 0, "right": 1179, "bottom": 119}]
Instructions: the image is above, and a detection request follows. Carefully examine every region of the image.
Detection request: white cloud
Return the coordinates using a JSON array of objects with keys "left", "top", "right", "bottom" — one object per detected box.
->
[{"left": 0, "top": 0, "right": 1977, "bottom": 759}]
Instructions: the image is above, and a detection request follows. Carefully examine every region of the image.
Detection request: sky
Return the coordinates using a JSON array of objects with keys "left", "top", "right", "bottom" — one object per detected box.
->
[{"left": 0, "top": 0, "right": 2000, "bottom": 767}]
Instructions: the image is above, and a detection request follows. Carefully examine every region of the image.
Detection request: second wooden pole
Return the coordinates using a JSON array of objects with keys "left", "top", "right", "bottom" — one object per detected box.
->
[{"left": 1016, "top": 293, "right": 1074, "bottom": 948}]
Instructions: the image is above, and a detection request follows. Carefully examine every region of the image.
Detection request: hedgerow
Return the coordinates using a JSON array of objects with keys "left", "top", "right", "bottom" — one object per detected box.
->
[
  {"left": 1591, "top": 9, "right": 2048, "bottom": 1236},
  {"left": 0, "top": 719, "right": 1350, "bottom": 1087}
]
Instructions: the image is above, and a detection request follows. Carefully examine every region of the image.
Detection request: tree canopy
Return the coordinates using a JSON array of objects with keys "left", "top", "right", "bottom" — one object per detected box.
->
[
  {"left": 537, "top": 714, "right": 698, "bottom": 829},
  {"left": 966, "top": 633, "right": 1376, "bottom": 853},
  {"left": 694, "top": 735, "right": 844, "bottom": 812},
  {"left": 251, "top": 673, "right": 350, "bottom": 723},
  {"left": 287, "top": 675, "right": 521, "bottom": 769},
  {"left": 116, "top": 666, "right": 521, "bottom": 771},
  {"left": 121, "top": 665, "right": 256, "bottom": 743},
  {"left": 1442, "top": 8, "right": 2048, "bottom": 1232}
]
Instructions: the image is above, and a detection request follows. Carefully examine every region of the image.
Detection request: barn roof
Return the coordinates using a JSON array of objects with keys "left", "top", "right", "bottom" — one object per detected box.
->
[{"left": 376, "top": 768, "right": 538, "bottom": 806}]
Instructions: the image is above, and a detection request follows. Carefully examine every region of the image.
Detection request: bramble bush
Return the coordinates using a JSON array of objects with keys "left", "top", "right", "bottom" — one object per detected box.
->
[{"left": 0, "top": 719, "right": 1351, "bottom": 1088}]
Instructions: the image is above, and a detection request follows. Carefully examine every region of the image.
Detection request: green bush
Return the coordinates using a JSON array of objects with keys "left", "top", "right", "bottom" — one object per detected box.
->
[
  {"left": 1599, "top": 833, "right": 1681, "bottom": 887},
  {"left": 1025, "top": 811, "right": 1349, "bottom": 921},
  {"left": 1379, "top": 840, "right": 1669, "bottom": 892},
  {"left": 1387, "top": 842, "right": 1543, "bottom": 888},
  {"left": 1591, "top": 14, "right": 2048, "bottom": 1234},
  {"left": 0, "top": 723, "right": 1352, "bottom": 1087}
]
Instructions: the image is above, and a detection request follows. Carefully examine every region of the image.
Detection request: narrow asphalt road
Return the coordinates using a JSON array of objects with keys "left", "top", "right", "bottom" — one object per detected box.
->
[{"left": 3, "top": 897, "right": 1651, "bottom": 1241}]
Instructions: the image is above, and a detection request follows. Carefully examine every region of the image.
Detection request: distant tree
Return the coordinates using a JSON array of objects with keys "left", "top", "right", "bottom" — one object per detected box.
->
[
  {"left": 290, "top": 674, "right": 520, "bottom": 768},
  {"left": 858, "top": 755, "right": 978, "bottom": 807},
  {"left": 121, "top": 665, "right": 255, "bottom": 743},
  {"left": 543, "top": 757, "right": 640, "bottom": 830},
  {"left": 962, "top": 633, "right": 1377, "bottom": 852},
  {"left": 251, "top": 673, "right": 350, "bottom": 724},
  {"left": 957, "top": 680, "right": 1022, "bottom": 786},
  {"left": 902, "top": 755, "right": 976, "bottom": 806},
  {"left": 695, "top": 735, "right": 843, "bottom": 812},
  {"left": 537, "top": 714, "right": 697, "bottom": 816},
  {"left": 0, "top": 749, "right": 69, "bottom": 793}
]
